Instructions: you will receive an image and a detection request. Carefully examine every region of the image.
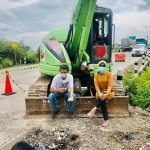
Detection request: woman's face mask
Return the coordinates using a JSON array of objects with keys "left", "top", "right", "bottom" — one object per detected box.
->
[
  {"left": 60, "top": 73, "right": 67, "bottom": 79},
  {"left": 97, "top": 67, "right": 106, "bottom": 74}
]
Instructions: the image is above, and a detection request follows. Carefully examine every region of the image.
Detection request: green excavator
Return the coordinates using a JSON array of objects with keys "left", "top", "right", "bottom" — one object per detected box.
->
[{"left": 25, "top": 0, "right": 129, "bottom": 118}]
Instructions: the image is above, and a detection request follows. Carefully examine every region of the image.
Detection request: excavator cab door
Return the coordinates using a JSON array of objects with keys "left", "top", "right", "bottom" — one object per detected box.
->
[{"left": 87, "top": 8, "right": 113, "bottom": 65}]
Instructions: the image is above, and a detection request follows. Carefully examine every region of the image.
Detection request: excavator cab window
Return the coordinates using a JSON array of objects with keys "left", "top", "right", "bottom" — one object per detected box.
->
[
  {"left": 87, "top": 8, "right": 112, "bottom": 64},
  {"left": 43, "top": 40, "right": 66, "bottom": 63},
  {"left": 93, "top": 16, "right": 109, "bottom": 45}
]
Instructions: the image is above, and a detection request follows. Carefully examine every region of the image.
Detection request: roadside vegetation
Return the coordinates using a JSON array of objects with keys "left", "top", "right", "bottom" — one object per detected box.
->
[
  {"left": 123, "top": 66, "right": 150, "bottom": 111},
  {"left": 112, "top": 46, "right": 119, "bottom": 52},
  {"left": 0, "top": 38, "right": 40, "bottom": 69}
]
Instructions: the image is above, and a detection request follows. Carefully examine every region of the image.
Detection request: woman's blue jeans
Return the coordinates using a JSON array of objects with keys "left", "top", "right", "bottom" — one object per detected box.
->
[{"left": 48, "top": 92, "right": 76, "bottom": 113}]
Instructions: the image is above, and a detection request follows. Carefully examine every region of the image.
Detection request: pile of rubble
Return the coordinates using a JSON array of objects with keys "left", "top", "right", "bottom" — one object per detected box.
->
[{"left": 23, "top": 127, "right": 80, "bottom": 150}]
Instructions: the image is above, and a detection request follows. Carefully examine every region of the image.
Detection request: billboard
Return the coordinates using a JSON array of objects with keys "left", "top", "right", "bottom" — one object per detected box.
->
[
  {"left": 129, "top": 36, "right": 136, "bottom": 46},
  {"left": 128, "top": 36, "right": 136, "bottom": 41}
]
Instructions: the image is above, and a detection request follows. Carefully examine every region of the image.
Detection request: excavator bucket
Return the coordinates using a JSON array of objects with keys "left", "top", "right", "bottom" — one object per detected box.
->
[{"left": 25, "top": 75, "right": 129, "bottom": 118}]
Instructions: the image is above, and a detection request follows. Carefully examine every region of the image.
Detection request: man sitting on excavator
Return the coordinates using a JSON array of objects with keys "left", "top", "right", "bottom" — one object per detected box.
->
[{"left": 48, "top": 65, "right": 76, "bottom": 117}]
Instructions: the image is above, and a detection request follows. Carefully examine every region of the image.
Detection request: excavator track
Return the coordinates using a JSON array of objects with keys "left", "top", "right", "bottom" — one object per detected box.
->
[{"left": 25, "top": 75, "right": 129, "bottom": 118}]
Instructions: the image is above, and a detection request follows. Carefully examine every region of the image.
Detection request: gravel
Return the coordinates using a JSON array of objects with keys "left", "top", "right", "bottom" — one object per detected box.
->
[{"left": 0, "top": 105, "right": 150, "bottom": 150}]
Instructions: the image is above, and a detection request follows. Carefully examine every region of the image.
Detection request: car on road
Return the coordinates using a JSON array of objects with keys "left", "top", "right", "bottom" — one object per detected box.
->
[
  {"left": 131, "top": 44, "right": 147, "bottom": 57},
  {"left": 147, "top": 44, "right": 150, "bottom": 54}
]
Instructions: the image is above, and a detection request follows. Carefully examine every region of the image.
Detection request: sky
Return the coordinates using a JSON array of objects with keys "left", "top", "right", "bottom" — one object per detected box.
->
[{"left": 0, "top": 0, "right": 150, "bottom": 50}]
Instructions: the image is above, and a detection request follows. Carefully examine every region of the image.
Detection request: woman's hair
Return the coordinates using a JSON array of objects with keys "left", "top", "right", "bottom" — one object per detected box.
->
[{"left": 11, "top": 141, "right": 34, "bottom": 150}]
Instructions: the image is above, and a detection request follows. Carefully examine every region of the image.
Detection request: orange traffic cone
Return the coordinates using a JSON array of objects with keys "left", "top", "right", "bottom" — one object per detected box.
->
[{"left": 1, "top": 72, "right": 16, "bottom": 96}]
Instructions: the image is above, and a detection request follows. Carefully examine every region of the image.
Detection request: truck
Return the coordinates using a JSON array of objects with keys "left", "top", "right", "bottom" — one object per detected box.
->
[
  {"left": 121, "top": 38, "right": 132, "bottom": 52},
  {"left": 25, "top": 0, "right": 129, "bottom": 117}
]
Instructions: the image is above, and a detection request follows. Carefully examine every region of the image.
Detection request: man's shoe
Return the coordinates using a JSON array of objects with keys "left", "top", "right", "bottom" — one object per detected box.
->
[
  {"left": 68, "top": 111, "right": 74, "bottom": 115},
  {"left": 51, "top": 110, "right": 59, "bottom": 118}
]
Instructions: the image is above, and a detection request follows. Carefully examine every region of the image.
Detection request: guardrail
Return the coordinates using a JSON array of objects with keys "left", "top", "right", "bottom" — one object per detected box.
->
[{"left": 0, "top": 65, "right": 38, "bottom": 75}]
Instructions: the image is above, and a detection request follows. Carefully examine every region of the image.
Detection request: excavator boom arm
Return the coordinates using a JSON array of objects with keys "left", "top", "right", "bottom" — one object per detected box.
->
[{"left": 66, "top": 0, "right": 97, "bottom": 67}]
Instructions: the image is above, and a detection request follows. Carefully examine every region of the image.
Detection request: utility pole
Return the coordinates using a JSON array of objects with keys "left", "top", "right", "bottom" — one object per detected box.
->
[{"left": 142, "top": 26, "right": 150, "bottom": 41}]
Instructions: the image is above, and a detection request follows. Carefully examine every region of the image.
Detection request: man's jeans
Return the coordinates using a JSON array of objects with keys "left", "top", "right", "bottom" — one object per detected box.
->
[{"left": 48, "top": 92, "right": 76, "bottom": 113}]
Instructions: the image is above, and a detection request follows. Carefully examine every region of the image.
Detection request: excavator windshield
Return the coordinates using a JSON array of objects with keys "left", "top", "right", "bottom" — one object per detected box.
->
[{"left": 44, "top": 40, "right": 66, "bottom": 63}]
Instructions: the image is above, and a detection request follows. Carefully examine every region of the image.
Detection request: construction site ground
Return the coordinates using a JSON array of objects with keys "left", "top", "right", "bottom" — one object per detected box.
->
[{"left": 0, "top": 102, "right": 150, "bottom": 150}]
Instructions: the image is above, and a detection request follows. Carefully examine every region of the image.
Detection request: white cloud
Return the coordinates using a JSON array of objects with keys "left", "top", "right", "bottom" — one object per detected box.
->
[
  {"left": 0, "top": 0, "right": 150, "bottom": 48},
  {"left": 0, "top": 23, "right": 9, "bottom": 29},
  {"left": 6, "top": 31, "right": 49, "bottom": 50},
  {"left": 0, "top": 9, "right": 17, "bottom": 20},
  {"left": 0, "top": 0, "right": 40, "bottom": 9},
  {"left": 114, "top": 10, "right": 150, "bottom": 43},
  {"left": 136, "top": 0, "right": 146, "bottom": 6},
  {"left": 16, "top": 31, "right": 48, "bottom": 38}
]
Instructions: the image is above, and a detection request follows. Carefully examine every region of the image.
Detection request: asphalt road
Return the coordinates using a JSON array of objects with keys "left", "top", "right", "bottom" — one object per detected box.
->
[
  {"left": 0, "top": 52, "right": 143, "bottom": 149},
  {"left": 0, "top": 65, "right": 40, "bottom": 114},
  {"left": 111, "top": 51, "right": 141, "bottom": 75}
]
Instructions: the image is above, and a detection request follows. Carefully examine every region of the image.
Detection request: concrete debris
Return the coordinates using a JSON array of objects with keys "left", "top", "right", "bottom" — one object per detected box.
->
[{"left": 23, "top": 127, "right": 80, "bottom": 150}]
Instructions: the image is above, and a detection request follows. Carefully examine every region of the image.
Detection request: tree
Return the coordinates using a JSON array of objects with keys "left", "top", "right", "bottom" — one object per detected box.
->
[
  {"left": 0, "top": 37, "right": 38, "bottom": 67},
  {"left": 25, "top": 46, "right": 31, "bottom": 51}
]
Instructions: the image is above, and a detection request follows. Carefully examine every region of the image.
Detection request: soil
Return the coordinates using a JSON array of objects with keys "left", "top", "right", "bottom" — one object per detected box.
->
[{"left": 0, "top": 105, "right": 150, "bottom": 150}]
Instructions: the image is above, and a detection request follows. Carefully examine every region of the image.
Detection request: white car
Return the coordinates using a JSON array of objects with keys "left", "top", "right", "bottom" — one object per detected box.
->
[
  {"left": 132, "top": 44, "right": 147, "bottom": 57},
  {"left": 147, "top": 44, "right": 150, "bottom": 54}
]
